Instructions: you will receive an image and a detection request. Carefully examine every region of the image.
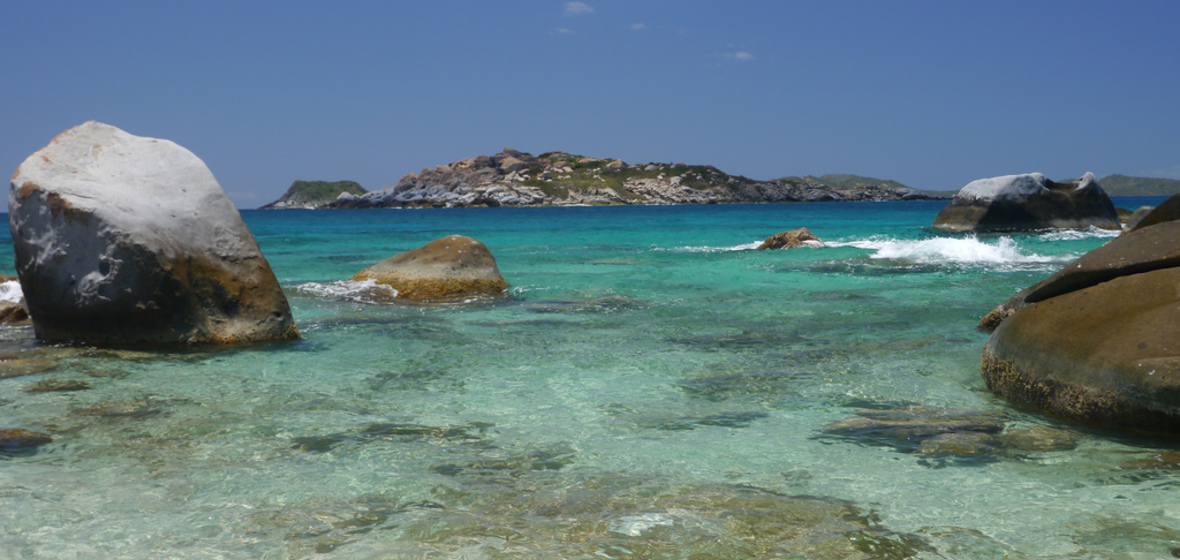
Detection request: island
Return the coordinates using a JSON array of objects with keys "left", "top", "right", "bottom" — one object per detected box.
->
[{"left": 259, "top": 149, "right": 950, "bottom": 209}]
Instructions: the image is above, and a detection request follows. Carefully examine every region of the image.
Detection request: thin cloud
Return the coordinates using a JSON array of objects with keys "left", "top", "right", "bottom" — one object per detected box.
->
[
  {"left": 630, "top": 23, "right": 647, "bottom": 31},
  {"left": 726, "top": 51, "right": 754, "bottom": 61},
  {"left": 563, "top": 2, "right": 594, "bottom": 16},
  {"left": 551, "top": 27, "right": 577, "bottom": 35}
]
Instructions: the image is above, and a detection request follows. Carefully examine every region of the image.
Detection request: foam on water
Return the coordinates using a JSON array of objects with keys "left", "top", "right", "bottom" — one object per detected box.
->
[
  {"left": 293, "top": 278, "right": 398, "bottom": 303},
  {"left": 1036, "top": 226, "right": 1122, "bottom": 242},
  {"left": 831, "top": 235, "right": 1066, "bottom": 267},
  {"left": 665, "top": 241, "right": 764, "bottom": 253},
  {"left": 0, "top": 280, "right": 21, "bottom": 303}
]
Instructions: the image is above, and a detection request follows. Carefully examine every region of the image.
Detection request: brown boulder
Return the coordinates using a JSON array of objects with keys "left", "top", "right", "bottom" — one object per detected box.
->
[
  {"left": 979, "top": 219, "right": 1180, "bottom": 333},
  {"left": 350, "top": 236, "right": 508, "bottom": 301},
  {"left": 757, "top": 228, "right": 823, "bottom": 250},
  {"left": 981, "top": 220, "right": 1180, "bottom": 434}
]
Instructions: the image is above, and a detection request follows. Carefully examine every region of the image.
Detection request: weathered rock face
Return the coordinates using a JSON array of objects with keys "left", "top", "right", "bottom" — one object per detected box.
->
[
  {"left": 350, "top": 235, "right": 508, "bottom": 300},
  {"left": 981, "top": 219, "right": 1180, "bottom": 434},
  {"left": 932, "top": 172, "right": 1120, "bottom": 232},
  {"left": 9, "top": 121, "right": 299, "bottom": 345},
  {"left": 757, "top": 227, "right": 824, "bottom": 250}
]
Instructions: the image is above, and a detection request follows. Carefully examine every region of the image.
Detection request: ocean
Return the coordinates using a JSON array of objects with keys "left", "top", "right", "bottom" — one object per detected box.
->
[{"left": 2, "top": 198, "right": 1177, "bottom": 559}]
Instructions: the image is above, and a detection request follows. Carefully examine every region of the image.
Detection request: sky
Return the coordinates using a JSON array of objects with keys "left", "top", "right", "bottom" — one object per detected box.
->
[{"left": 2, "top": 1, "right": 1178, "bottom": 209}]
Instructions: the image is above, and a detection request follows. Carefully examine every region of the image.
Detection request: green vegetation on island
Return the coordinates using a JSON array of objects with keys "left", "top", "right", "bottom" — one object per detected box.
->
[{"left": 261, "top": 180, "right": 367, "bottom": 209}]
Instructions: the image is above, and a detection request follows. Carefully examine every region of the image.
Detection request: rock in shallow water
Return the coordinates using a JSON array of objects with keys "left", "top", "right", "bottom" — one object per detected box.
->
[
  {"left": 350, "top": 235, "right": 508, "bottom": 301},
  {"left": 8, "top": 121, "right": 298, "bottom": 345},
  {"left": 758, "top": 227, "right": 824, "bottom": 250},
  {"left": 981, "top": 218, "right": 1180, "bottom": 435},
  {"left": 932, "top": 172, "right": 1120, "bottom": 233}
]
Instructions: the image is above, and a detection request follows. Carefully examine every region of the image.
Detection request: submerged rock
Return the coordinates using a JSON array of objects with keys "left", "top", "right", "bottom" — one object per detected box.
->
[
  {"left": 932, "top": 172, "right": 1120, "bottom": 232},
  {"left": 758, "top": 227, "right": 824, "bottom": 249},
  {"left": 8, "top": 121, "right": 299, "bottom": 345},
  {"left": 981, "top": 219, "right": 1180, "bottom": 434},
  {"left": 249, "top": 476, "right": 931, "bottom": 559},
  {"left": 23, "top": 378, "right": 91, "bottom": 392},
  {"left": 0, "top": 428, "right": 53, "bottom": 455},
  {"left": 820, "top": 407, "right": 1076, "bottom": 460},
  {"left": 350, "top": 235, "right": 508, "bottom": 300}
]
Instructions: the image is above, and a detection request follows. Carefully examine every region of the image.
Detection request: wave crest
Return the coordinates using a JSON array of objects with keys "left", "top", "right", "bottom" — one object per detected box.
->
[
  {"left": 830, "top": 236, "right": 1060, "bottom": 266},
  {"left": 0, "top": 280, "right": 23, "bottom": 303},
  {"left": 293, "top": 279, "right": 399, "bottom": 303}
]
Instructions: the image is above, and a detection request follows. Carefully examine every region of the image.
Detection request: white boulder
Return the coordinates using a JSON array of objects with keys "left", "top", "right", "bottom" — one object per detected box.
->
[{"left": 8, "top": 121, "right": 299, "bottom": 345}]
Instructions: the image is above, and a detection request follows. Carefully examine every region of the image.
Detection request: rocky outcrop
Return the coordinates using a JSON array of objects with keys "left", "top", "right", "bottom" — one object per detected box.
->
[
  {"left": 328, "top": 149, "right": 947, "bottom": 209},
  {"left": 932, "top": 172, "right": 1121, "bottom": 232},
  {"left": 757, "top": 228, "right": 824, "bottom": 250},
  {"left": 350, "top": 235, "right": 508, "bottom": 301},
  {"left": 1123, "top": 193, "right": 1180, "bottom": 233},
  {"left": 261, "top": 180, "right": 367, "bottom": 209},
  {"left": 981, "top": 219, "right": 1180, "bottom": 434},
  {"left": 8, "top": 121, "right": 299, "bottom": 345}
]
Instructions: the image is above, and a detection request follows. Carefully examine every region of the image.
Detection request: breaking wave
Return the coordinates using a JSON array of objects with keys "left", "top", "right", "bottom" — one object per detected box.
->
[
  {"left": 293, "top": 279, "right": 399, "bottom": 303},
  {"left": 829, "top": 236, "right": 1063, "bottom": 266},
  {"left": 0, "top": 280, "right": 22, "bottom": 303}
]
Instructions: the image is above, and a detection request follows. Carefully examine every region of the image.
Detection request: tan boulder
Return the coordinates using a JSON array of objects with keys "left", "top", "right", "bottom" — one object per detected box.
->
[
  {"left": 350, "top": 236, "right": 508, "bottom": 301},
  {"left": 981, "top": 219, "right": 1180, "bottom": 434},
  {"left": 757, "top": 228, "right": 823, "bottom": 250}
]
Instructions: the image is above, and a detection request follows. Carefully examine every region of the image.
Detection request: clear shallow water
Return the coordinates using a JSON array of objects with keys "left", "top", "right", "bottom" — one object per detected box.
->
[{"left": 2, "top": 199, "right": 1179, "bottom": 559}]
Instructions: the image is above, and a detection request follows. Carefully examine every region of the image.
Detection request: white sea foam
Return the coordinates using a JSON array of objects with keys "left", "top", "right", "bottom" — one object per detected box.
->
[
  {"left": 671, "top": 239, "right": 825, "bottom": 253},
  {"left": 829, "top": 236, "right": 1060, "bottom": 266},
  {"left": 0, "top": 280, "right": 23, "bottom": 303},
  {"left": 293, "top": 279, "right": 398, "bottom": 303},
  {"left": 609, "top": 513, "right": 674, "bottom": 536},
  {"left": 1035, "top": 226, "right": 1121, "bottom": 242}
]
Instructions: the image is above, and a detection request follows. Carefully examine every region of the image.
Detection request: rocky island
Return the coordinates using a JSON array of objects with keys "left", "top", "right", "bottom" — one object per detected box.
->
[
  {"left": 260, "top": 180, "right": 367, "bottom": 209},
  {"left": 260, "top": 149, "right": 948, "bottom": 209}
]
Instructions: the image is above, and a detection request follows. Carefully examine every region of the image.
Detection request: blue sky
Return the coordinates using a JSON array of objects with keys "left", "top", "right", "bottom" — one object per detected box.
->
[{"left": 3, "top": 1, "right": 1178, "bottom": 208}]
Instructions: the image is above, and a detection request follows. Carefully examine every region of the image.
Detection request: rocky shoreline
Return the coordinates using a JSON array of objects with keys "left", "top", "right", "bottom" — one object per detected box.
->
[{"left": 262, "top": 149, "right": 949, "bottom": 209}]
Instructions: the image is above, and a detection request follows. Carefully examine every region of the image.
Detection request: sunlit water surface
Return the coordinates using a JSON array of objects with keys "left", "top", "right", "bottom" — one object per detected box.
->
[{"left": 2, "top": 199, "right": 1178, "bottom": 559}]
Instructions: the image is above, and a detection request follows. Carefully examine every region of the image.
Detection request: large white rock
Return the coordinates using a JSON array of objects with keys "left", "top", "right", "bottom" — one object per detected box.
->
[
  {"left": 956, "top": 172, "right": 1050, "bottom": 202},
  {"left": 8, "top": 121, "right": 299, "bottom": 345},
  {"left": 932, "top": 171, "right": 1120, "bottom": 232}
]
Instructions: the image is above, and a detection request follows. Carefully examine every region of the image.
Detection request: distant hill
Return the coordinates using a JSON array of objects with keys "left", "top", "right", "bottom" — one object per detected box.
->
[
  {"left": 1098, "top": 175, "right": 1180, "bottom": 197},
  {"left": 261, "top": 180, "right": 367, "bottom": 209},
  {"left": 784, "top": 174, "right": 909, "bottom": 191}
]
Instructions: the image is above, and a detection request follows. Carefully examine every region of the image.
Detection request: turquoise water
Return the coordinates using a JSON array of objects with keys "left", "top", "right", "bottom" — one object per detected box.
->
[{"left": 3, "top": 199, "right": 1179, "bottom": 559}]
